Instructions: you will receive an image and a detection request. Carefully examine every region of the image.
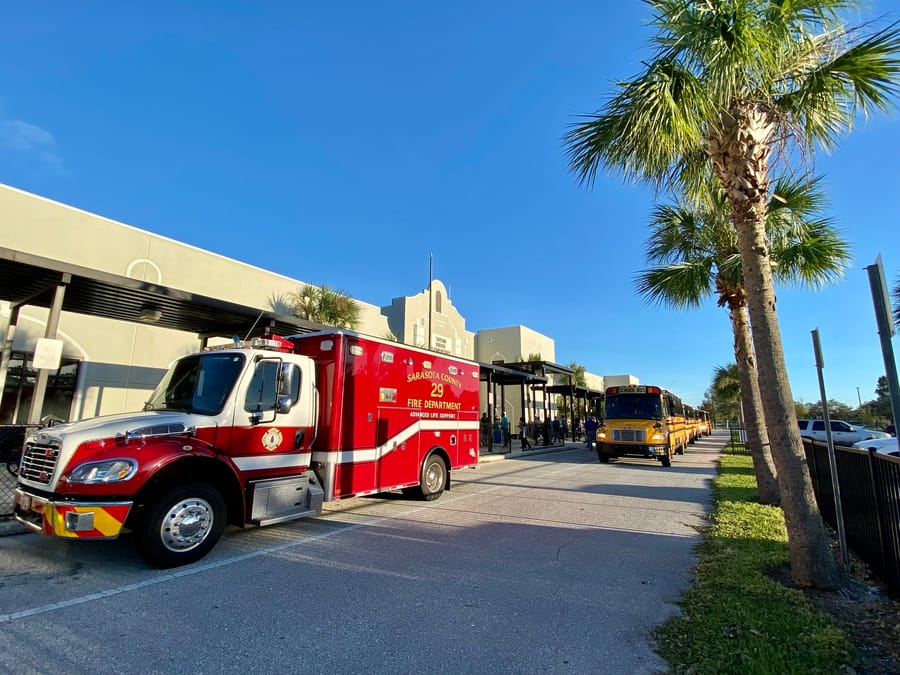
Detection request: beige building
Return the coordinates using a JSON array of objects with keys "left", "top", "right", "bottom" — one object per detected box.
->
[
  {"left": 475, "top": 325, "right": 555, "bottom": 365},
  {"left": 0, "top": 183, "right": 634, "bottom": 426},
  {"left": 382, "top": 279, "right": 475, "bottom": 359}
]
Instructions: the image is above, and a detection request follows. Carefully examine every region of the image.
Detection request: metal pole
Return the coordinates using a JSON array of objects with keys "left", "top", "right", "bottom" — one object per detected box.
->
[
  {"left": 0, "top": 303, "right": 20, "bottom": 418},
  {"left": 865, "top": 258, "right": 900, "bottom": 437},
  {"left": 427, "top": 253, "right": 433, "bottom": 351},
  {"left": 28, "top": 275, "right": 70, "bottom": 425},
  {"left": 812, "top": 327, "right": 850, "bottom": 572}
]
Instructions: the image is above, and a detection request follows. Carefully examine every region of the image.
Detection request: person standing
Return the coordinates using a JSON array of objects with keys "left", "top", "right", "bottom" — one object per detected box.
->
[
  {"left": 584, "top": 415, "right": 598, "bottom": 450},
  {"left": 519, "top": 417, "right": 532, "bottom": 450},
  {"left": 480, "top": 412, "right": 490, "bottom": 447},
  {"left": 500, "top": 413, "right": 510, "bottom": 449}
]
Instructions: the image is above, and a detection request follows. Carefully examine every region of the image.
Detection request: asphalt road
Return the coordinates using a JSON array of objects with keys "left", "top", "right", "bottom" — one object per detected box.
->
[{"left": 0, "top": 433, "right": 725, "bottom": 675}]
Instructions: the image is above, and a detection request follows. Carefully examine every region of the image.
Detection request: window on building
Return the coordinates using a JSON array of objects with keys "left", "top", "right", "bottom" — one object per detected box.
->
[{"left": 0, "top": 352, "right": 81, "bottom": 424}]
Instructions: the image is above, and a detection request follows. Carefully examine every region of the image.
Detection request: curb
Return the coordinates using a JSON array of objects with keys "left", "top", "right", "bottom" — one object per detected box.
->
[{"left": 478, "top": 442, "right": 587, "bottom": 464}]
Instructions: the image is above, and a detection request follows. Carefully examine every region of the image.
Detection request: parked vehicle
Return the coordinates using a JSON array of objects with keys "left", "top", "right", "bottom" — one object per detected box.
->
[
  {"left": 595, "top": 385, "right": 690, "bottom": 467},
  {"left": 14, "top": 330, "right": 481, "bottom": 567},
  {"left": 851, "top": 437, "right": 899, "bottom": 457},
  {"left": 796, "top": 419, "right": 890, "bottom": 446}
]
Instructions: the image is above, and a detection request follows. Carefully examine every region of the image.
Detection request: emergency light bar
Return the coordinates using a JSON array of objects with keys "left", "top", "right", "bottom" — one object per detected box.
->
[{"left": 205, "top": 337, "right": 293, "bottom": 352}]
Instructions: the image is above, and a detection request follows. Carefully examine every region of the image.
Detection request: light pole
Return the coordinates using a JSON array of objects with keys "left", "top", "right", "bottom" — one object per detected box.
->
[{"left": 856, "top": 386, "right": 862, "bottom": 408}]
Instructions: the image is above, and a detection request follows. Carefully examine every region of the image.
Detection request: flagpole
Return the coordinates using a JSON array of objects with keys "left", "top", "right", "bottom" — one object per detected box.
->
[{"left": 428, "top": 253, "right": 433, "bottom": 350}]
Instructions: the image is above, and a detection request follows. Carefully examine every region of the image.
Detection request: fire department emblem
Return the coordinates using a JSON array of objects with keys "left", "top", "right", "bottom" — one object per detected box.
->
[{"left": 262, "top": 428, "right": 283, "bottom": 451}]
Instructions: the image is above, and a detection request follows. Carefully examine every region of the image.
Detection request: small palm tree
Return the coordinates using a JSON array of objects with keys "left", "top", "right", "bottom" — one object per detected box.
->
[
  {"left": 564, "top": 0, "right": 900, "bottom": 590},
  {"left": 637, "top": 175, "right": 850, "bottom": 505},
  {"left": 568, "top": 361, "right": 588, "bottom": 388},
  {"left": 289, "top": 283, "right": 361, "bottom": 330},
  {"left": 711, "top": 364, "right": 741, "bottom": 418}
]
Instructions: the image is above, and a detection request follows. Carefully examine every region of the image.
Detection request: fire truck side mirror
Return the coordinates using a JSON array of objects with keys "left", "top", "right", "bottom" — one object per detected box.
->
[{"left": 276, "top": 395, "right": 292, "bottom": 414}]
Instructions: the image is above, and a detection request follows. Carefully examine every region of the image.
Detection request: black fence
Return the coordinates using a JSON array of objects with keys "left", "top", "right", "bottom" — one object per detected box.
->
[
  {"left": 803, "top": 439, "right": 900, "bottom": 599},
  {"left": 727, "top": 427, "right": 752, "bottom": 455},
  {"left": 0, "top": 424, "right": 38, "bottom": 516},
  {"left": 725, "top": 429, "right": 900, "bottom": 597}
]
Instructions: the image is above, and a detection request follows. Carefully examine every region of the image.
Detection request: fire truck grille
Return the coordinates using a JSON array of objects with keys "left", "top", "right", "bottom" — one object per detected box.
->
[
  {"left": 612, "top": 429, "right": 646, "bottom": 442},
  {"left": 20, "top": 441, "right": 61, "bottom": 485}
]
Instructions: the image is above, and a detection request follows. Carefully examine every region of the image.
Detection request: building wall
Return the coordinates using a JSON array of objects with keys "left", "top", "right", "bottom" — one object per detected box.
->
[
  {"left": 604, "top": 374, "right": 640, "bottom": 387},
  {"left": 584, "top": 372, "right": 605, "bottom": 391},
  {"left": 381, "top": 279, "right": 475, "bottom": 359},
  {"left": 475, "top": 325, "right": 560, "bottom": 430},
  {"left": 474, "top": 325, "right": 556, "bottom": 365},
  {"left": 0, "top": 183, "right": 389, "bottom": 420}
]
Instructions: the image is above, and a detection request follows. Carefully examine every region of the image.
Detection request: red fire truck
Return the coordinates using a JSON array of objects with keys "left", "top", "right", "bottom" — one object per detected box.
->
[{"left": 13, "top": 330, "right": 481, "bottom": 567}]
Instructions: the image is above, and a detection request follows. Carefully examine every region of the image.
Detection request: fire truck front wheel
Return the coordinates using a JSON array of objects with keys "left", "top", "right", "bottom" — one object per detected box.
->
[{"left": 136, "top": 483, "right": 226, "bottom": 568}]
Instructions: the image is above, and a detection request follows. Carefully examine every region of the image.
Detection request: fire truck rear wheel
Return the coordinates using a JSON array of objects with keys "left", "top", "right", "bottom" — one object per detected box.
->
[
  {"left": 418, "top": 454, "right": 447, "bottom": 501},
  {"left": 137, "top": 483, "right": 226, "bottom": 568}
]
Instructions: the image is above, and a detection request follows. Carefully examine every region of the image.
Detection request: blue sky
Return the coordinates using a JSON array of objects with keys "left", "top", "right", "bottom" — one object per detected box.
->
[{"left": 1, "top": 1, "right": 897, "bottom": 408}]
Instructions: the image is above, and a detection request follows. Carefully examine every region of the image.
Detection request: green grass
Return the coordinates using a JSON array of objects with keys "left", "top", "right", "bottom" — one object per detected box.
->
[{"left": 654, "top": 455, "right": 856, "bottom": 674}]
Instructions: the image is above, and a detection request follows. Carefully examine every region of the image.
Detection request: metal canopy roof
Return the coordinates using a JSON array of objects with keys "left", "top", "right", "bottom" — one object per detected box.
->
[
  {"left": 505, "top": 360, "right": 575, "bottom": 378},
  {"left": 479, "top": 361, "right": 547, "bottom": 385},
  {"left": 545, "top": 383, "right": 605, "bottom": 400},
  {"left": 0, "top": 246, "right": 323, "bottom": 339}
]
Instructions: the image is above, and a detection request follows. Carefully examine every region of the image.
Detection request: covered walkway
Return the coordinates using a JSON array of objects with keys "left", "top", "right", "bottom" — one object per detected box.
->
[{"left": 0, "top": 246, "right": 323, "bottom": 425}]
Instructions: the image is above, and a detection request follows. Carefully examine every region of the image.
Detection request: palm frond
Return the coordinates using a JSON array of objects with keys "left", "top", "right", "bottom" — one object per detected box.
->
[
  {"left": 564, "top": 59, "right": 708, "bottom": 188},
  {"left": 777, "top": 22, "right": 900, "bottom": 149},
  {"left": 634, "top": 261, "right": 714, "bottom": 308}
]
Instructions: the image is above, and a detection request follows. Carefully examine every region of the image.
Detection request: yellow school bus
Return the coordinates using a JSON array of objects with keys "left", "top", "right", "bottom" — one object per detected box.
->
[
  {"left": 595, "top": 385, "right": 689, "bottom": 467},
  {"left": 684, "top": 404, "right": 705, "bottom": 444},
  {"left": 687, "top": 407, "right": 711, "bottom": 439}
]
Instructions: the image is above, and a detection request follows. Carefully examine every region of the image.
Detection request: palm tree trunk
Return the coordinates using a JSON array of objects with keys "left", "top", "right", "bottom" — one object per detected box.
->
[
  {"left": 707, "top": 103, "right": 842, "bottom": 590},
  {"left": 728, "top": 301, "right": 780, "bottom": 505}
]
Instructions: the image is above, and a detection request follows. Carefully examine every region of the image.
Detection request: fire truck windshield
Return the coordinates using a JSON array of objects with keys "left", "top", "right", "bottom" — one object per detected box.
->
[
  {"left": 604, "top": 393, "right": 663, "bottom": 421},
  {"left": 145, "top": 353, "right": 246, "bottom": 415}
]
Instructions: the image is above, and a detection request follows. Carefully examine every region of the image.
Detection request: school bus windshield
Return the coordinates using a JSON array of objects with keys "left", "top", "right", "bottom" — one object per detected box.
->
[{"left": 604, "top": 393, "right": 663, "bottom": 421}]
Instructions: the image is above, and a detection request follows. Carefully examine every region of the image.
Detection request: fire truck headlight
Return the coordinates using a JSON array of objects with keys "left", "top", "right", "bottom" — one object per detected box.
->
[{"left": 68, "top": 459, "right": 137, "bottom": 484}]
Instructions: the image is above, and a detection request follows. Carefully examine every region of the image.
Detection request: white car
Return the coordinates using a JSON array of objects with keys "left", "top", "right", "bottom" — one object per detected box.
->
[
  {"left": 797, "top": 419, "right": 891, "bottom": 446},
  {"left": 851, "top": 437, "right": 899, "bottom": 457}
]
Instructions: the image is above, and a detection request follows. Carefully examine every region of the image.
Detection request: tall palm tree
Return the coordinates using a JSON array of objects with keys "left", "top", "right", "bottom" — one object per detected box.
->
[
  {"left": 637, "top": 175, "right": 851, "bottom": 506},
  {"left": 564, "top": 0, "right": 900, "bottom": 589},
  {"left": 289, "top": 283, "right": 361, "bottom": 329}
]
